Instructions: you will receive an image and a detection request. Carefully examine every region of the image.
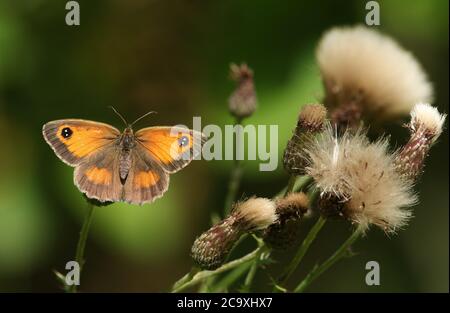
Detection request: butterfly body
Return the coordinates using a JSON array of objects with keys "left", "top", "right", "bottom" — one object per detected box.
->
[
  {"left": 43, "top": 119, "right": 205, "bottom": 205},
  {"left": 117, "top": 128, "right": 136, "bottom": 182}
]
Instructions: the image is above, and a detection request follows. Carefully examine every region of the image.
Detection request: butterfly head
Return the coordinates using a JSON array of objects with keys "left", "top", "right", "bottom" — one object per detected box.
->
[
  {"left": 121, "top": 127, "right": 135, "bottom": 149},
  {"left": 109, "top": 106, "right": 157, "bottom": 130}
]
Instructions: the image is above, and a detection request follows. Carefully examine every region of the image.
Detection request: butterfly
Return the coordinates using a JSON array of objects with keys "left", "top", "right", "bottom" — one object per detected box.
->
[{"left": 42, "top": 108, "right": 206, "bottom": 205}]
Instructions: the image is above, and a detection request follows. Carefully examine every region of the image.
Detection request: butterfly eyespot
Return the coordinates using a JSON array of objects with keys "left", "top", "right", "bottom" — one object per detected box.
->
[
  {"left": 178, "top": 135, "right": 189, "bottom": 147},
  {"left": 61, "top": 127, "right": 73, "bottom": 139}
]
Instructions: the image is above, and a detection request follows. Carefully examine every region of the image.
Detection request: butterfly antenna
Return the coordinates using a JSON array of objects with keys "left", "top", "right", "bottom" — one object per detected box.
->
[
  {"left": 131, "top": 111, "right": 157, "bottom": 127},
  {"left": 109, "top": 106, "right": 128, "bottom": 127}
]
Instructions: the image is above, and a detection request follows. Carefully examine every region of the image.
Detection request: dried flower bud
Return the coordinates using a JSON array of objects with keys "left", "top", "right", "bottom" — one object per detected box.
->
[
  {"left": 191, "top": 197, "right": 276, "bottom": 269},
  {"left": 395, "top": 103, "right": 446, "bottom": 180},
  {"left": 317, "top": 25, "right": 433, "bottom": 128},
  {"left": 263, "top": 193, "right": 309, "bottom": 249},
  {"left": 191, "top": 214, "right": 242, "bottom": 270},
  {"left": 283, "top": 104, "right": 327, "bottom": 175},
  {"left": 228, "top": 63, "right": 257, "bottom": 119}
]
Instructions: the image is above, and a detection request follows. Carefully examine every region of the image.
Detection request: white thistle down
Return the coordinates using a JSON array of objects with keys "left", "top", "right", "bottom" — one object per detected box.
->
[
  {"left": 233, "top": 197, "right": 278, "bottom": 230},
  {"left": 317, "top": 25, "right": 433, "bottom": 119},
  {"left": 304, "top": 125, "right": 417, "bottom": 233}
]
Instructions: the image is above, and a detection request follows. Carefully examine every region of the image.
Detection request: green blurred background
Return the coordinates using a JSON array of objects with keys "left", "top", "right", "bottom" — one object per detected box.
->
[{"left": 0, "top": 0, "right": 448, "bottom": 292}]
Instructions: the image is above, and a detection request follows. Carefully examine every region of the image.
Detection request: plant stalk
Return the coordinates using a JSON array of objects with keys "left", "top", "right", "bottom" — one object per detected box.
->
[
  {"left": 294, "top": 225, "right": 364, "bottom": 293},
  {"left": 224, "top": 117, "right": 244, "bottom": 216},
  {"left": 69, "top": 203, "right": 95, "bottom": 293},
  {"left": 172, "top": 245, "right": 265, "bottom": 293},
  {"left": 275, "top": 215, "right": 327, "bottom": 291}
]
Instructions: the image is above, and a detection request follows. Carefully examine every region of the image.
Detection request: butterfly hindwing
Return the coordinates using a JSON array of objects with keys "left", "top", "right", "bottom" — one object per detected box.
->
[
  {"left": 73, "top": 145, "right": 123, "bottom": 203},
  {"left": 122, "top": 149, "right": 169, "bottom": 204}
]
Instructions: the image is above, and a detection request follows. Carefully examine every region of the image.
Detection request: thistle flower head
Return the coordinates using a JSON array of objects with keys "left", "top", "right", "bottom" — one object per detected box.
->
[
  {"left": 317, "top": 25, "right": 433, "bottom": 125},
  {"left": 228, "top": 63, "right": 257, "bottom": 119},
  {"left": 191, "top": 197, "right": 276, "bottom": 269},
  {"left": 284, "top": 104, "right": 327, "bottom": 175},
  {"left": 305, "top": 125, "right": 417, "bottom": 233},
  {"left": 264, "top": 192, "right": 309, "bottom": 249},
  {"left": 395, "top": 103, "right": 446, "bottom": 180}
]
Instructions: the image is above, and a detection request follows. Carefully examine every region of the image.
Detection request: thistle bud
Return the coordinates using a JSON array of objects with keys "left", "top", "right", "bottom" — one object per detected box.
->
[
  {"left": 191, "top": 214, "right": 242, "bottom": 270},
  {"left": 228, "top": 63, "right": 257, "bottom": 119},
  {"left": 395, "top": 103, "right": 446, "bottom": 180},
  {"left": 191, "top": 197, "right": 276, "bottom": 270},
  {"left": 283, "top": 104, "right": 327, "bottom": 175},
  {"left": 263, "top": 193, "right": 309, "bottom": 249}
]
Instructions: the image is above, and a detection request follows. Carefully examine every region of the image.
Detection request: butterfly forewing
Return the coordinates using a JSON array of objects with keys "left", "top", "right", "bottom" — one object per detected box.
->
[
  {"left": 42, "top": 119, "right": 120, "bottom": 166},
  {"left": 135, "top": 126, "right": 206, "bottom": 173}
]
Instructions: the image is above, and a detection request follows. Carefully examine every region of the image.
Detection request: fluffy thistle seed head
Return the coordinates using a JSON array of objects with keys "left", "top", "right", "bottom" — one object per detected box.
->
[
  {"left": 191, "top": 197, "right": 276, "bottom": 270},
  {"left": 395, "top": 103, "right": 446, "bottom": 180},
  {"left": 232, "top": 197, "right": 278, "bottom": 231},
  {"left": 284, "top": 104, "right": 327, "bottom": 175},
  {"left": 228, "top": 63, "right": 257, "bottom": 119},
  {"left": 305, "top": 125, "right": 417, "bottom": 233},
  {"left": 264, "top": 192, "right": 309, "bottom": 249},
  {"left": 317, "top": 25, "right": 433, "bottom": 126}
]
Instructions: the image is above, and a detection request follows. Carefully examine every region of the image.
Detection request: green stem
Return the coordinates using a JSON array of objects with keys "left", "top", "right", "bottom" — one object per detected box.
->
[
  {"left": 294, "top": 225, "right": 364, "bottom": 293},
  {"left": 172, "top": 267, "right": 200, "bottom": 292},
  {"left": 69, "top": 203, "right": 95, "bottom": 293},
  {"left": 284, "top": 175, "right": 297, "bottom": 196},
  {"left": 241, "top": 240, "right": 264, "bottom": 292},
  {"left": 210, "top": 262, "right": 253, "bottom": 292},
  {"left": 224, "top": 117, "right": 245, "bottom": 216},
  {"left": 275, "top": 175, "right": 313, "bottom": 199},
  {"left": 242, "top": 260, "right": 259, "bottom": 292},
  {"left": 224, "top": 159, "right": 242, "bottom": 216},
  {"left": 172, "top": 245, "right": 265, "bottom": 293},
  {"left": 276, "top": 215, "right": 327, "bottom": 290}
]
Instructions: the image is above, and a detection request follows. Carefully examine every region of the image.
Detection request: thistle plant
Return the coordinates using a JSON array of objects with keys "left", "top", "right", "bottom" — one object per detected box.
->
[{"left": 172, "top": 25, "right": 446, "bottom": 293}]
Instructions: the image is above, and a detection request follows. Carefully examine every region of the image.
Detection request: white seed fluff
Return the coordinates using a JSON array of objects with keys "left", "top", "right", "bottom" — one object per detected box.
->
[
  {"left": 305, "top": 126, "right": 417, "bottom": 233},
  {"left": 234, "top": 197, "right": 278, "bottom": 230},
  {"left": 316, "top": 25, "right": 433, "bottom": 118},
  {"left": 410, "top": 103, "right": 446, "bottom": 143}
]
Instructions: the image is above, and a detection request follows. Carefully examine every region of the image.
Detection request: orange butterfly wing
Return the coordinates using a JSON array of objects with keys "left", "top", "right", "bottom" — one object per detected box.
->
[
  {"left": 122, "top": 150, "right": 170, "bottom": 204},
  {"left": 135, "top": 126, "right": 206, "bottom": 173},
  {"left": 43, "top": 119, "right": 124, "bottom": 203},
  {"left": 43, "top": 119, "right": 120, "bottom": 166}
]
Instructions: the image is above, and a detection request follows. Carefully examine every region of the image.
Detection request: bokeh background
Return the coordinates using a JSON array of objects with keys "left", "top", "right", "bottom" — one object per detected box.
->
[{"left": 0, "top": 0, "right": 448, "bottom": 292}]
